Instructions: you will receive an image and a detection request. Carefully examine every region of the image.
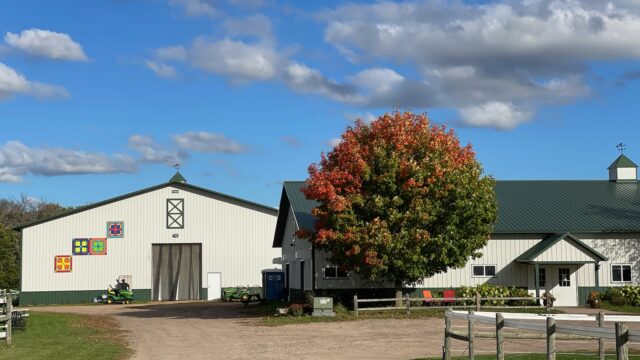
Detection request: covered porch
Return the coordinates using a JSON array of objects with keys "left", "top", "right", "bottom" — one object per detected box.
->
[{"left": 515, "top": 232, "right": 608, "bottom": 306}]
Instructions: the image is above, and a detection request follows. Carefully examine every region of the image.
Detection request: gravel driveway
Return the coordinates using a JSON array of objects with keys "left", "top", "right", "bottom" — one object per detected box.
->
[{"left": 37, "top": 302, "right": 640, "bottom": 360}]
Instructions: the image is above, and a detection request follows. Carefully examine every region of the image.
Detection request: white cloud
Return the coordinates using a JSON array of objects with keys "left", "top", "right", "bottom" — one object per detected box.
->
[
  {"left": 162, "top": 38, "right": 281, "bottom": 82},
  {"left": 327, "top": 138, "right": 342, "bottom": 147},
  {"left": 459, "top": 102, "right": 533, "bottom": 130},
  {"left": 169, "top": 0, "right": 218, "bottom": 18},
  {"left": 128, "top": 135, "right": 186, "bottom": 165},
  {"left": 173, "top": 131, "right": 247, "bottom": 153},
  {"left": 0, "top": 141, "right": 135, "bottom": 183},
  {"left": 283, "top": 62, "right": 359, "bottom": 102},
  {"left": 0, "top": 62, "right": 68, "bottom": 100},
  {"left": 345, "top": 112, "right": 377, "bottom": 124},
  {"left": 318, "top": 0, "right": 640, "bottom": 128},
  {"left": 144, "top": 60, "right": 178, "bottom": 79},
  {"left": 223, "top": 14, "right": 273, "bottom": 39},
  {"left": 4, "top": 29, "right": 87, "bottom": 61}
]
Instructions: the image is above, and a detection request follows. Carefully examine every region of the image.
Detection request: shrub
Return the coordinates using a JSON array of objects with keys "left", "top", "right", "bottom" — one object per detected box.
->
[
  {"left": 455, "top": 284, "right": 535, "bottom": 306},
  {"left": 288, "top": 303, "right": 305, "bottom": 317},
  {"left": 604, "top": 286, "right": 640, "bottom": 306}
]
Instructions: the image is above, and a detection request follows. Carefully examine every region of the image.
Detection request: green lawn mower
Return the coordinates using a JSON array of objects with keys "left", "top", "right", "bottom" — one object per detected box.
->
[
  {"left": 94, "top": 280, "right": 134, "bottom": 304},
  {"left": 222, "top": 286, "right": 262, "bottom": 306}
]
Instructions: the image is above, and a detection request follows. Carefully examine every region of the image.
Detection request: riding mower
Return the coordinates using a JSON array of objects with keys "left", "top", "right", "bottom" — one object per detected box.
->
[
  {"left": 222, "top": 286, "right": 262, "bottom": 306},
  {"left": 95, "top": 285, "right": 134, "bottom": 304}
]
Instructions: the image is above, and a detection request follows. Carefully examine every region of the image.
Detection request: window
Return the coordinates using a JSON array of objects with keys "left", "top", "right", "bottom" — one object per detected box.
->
[
  {"left": 167, "top": 199, "right": 184, "bottom": 229},
  {"left": 558, "top": 268, "right": 571, "bottom": 287},
  {"left": 323, "top": 265, "right": 349, "bottom": 279},
  {"left": 538, "top": 268, "right": 546, "bottom": 287},
  {"left": 472, "top": 265, "right": 496, "bottom": 277},
  {"left": 612, "top": 264, "right": 632, "bottom": 282}
]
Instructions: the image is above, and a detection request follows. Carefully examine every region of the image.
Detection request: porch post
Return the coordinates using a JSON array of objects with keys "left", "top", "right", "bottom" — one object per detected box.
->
[
  {"left": 595, "top": 262, "right": 600, "bottom": 291},
  {"left": 534, "top": 263, "right": 541, "bottom": 306}
]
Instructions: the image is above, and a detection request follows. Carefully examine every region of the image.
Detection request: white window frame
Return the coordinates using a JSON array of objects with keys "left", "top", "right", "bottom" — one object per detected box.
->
[
  {"left": 323, "top": 265, "right": 349, "bottom": 279},
  {"left": 611, "top": 264, "right": 632, "bottom": 283},
  {"left": 472, "top": 264, "right": 497, "bottom": 278}
]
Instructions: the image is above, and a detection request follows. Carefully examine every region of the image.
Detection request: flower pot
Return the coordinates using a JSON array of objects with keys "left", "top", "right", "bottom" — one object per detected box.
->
[{"left": 589, "top": 299, "right": 600, "bottom": 309}]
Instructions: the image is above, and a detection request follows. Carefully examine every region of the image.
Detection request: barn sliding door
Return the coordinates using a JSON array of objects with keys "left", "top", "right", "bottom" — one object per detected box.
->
[{"left": 152, "top": 244, "right": 201, "bottom": 301}]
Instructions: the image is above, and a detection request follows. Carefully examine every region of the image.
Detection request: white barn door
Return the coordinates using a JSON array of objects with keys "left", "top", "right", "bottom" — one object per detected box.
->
[{"left": 207, "top": 272, "right": 221, "bottom": 300}]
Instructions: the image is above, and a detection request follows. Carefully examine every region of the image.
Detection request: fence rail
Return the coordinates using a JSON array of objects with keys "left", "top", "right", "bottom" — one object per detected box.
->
[
  {"left": 444, "top": 310, "right": 640, "bottom": 360},
  {"left": 352, "top": 294, "right": 547, "bottom": 316},
  {"left": 1, "top": 289, "right": 23, "bottom": 344}
]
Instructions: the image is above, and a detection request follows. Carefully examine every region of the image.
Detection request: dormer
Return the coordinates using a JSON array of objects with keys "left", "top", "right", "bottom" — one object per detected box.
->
[{"left": 608, "top": 154, "right": 638, "bottom": 182}]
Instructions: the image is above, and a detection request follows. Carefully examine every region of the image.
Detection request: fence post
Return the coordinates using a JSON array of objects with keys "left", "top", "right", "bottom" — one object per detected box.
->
[
  {"left": 546, "top": 316, "right": 555, "bottom": 360},
  {"left": 615, "top": 322, "right": 629, "bottom": 360},
  {"left": 406, "top": 294, "right": 411, "bottom": 315},
  {"left": 598, "top": 311, "right": 605, "bottom": 360},
  {"left": 444, "top": 311, "right": 451, "bottom": 360},
  {"left": 475, "top": 292, "right": 481, "bottom": 312},
  {"left": 468, "top": 310, "right": 475, "bottom": 360},
  {"left": 496, "top": 312, "right": 504, "bottom": 360},
  {"left": 6, "top": 293, "right": 12, "bottom": 345},
  {"left": 353, "top": 294, "right": 358, "bottom": 317}
]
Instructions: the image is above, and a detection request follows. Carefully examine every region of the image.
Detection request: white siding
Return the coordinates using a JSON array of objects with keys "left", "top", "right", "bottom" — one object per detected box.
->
[
  {"left": 21, "top": 184, "right": 278, "bottom": 292},
  {"left": 575, "top": 233, "right": 640, "bottom": 287},
  {"left": 532, "top": 239, "right": 596, "bottom": 263}
]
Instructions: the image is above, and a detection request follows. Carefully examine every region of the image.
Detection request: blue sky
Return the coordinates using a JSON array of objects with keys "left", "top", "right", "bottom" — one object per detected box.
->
[{"left": 1, "top": 0, "right": 640, "bottom": 208}]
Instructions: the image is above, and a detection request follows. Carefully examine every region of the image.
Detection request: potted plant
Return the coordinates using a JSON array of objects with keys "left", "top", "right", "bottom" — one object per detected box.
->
[
  {"left": 542, "top": 291, "right": 555, "bottom": 307},
  {"left": 588, "top": 291, "right": 601, "bottom": 308}
]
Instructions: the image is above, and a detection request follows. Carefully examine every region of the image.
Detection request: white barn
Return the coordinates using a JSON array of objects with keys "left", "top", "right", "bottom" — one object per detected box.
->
[
  {"left": 273, "top": 154, "right": 640, "bottom": 306},
  {"left": 16, "top": 172, "right": 279, "bottom": 305}
]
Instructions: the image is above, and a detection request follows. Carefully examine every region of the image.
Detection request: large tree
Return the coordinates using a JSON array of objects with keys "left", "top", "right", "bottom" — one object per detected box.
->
[
  {"left": 298, "top": 112, "right": 498, "bottom": 300},
  {"left": 0, "top": 196, "right": 67, "bottom": 290}
]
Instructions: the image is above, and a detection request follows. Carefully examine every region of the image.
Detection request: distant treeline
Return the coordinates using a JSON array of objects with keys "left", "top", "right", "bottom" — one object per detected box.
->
[{"left": 0, "top": 196, "right": 68, "bottom": 290}]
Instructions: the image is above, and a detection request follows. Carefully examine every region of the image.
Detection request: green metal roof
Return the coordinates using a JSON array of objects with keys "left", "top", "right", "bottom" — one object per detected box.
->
[
  {"left": 272, "top": 180, "right": 640, "bottom": 247},
  {"left": 15, "top": 179, "right": 277, "bottom": 231},
  {"left": 515, "top": 232, "right": 607, "bottom": 263},
  {"left": 169, "top": 171, "right": 187, "bottom": 183},
  {"left": 608, "top": 154, "right": 638, "bottom": 169},
  {"left": 272, "top": 181, "right": 318, "bottom": 247},
  {"left": 494, "top": 180, "right": 640, "bottom": 233}
]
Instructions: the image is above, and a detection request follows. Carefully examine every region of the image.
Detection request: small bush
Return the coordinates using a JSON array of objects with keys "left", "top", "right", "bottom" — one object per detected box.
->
[
  {"left": 455, "top": 284, "right": 535, "bottom": 306},
  {"left": 604, "top": 286, "right": 640, "bottom": 306},
  {"left": 334, "top": 302, "right": 348, "bottom": 314},
  {"left": 287, "top": 303, "right": 313, "bottom": 317}
]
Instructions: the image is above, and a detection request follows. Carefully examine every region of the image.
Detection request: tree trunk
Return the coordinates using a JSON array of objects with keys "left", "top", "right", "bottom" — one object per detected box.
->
[{"left": 395, "top": 280, "right": 403, "bottom": 307}]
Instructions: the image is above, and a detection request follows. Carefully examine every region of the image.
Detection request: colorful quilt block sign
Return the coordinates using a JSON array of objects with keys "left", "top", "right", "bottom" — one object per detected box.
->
[
  {"left": 54, "top": 255, "right": 72, "bottom": 273},
  {"left": 72, "top": 238, "right": 90, "bottom": 255},
  {"left": 89, "top": 238, "right": 107, "bottom": 255},
  {"left": 107, "top": 221, "right": 124, "bottom": 238}
]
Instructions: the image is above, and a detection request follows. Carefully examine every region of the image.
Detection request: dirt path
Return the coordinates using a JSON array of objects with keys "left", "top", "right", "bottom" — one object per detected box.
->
[{"left": 36, "top": 302, "right": 640, "bottom": 360}]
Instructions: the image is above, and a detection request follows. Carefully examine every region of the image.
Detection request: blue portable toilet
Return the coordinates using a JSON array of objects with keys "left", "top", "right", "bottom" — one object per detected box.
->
[{"left": 261, "top": 269, "right": 284, "bottom": 301}]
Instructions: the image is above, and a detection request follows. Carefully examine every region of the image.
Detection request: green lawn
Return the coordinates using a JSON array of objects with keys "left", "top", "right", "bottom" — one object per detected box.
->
[
  {"left": 598, "top": 301, "right": 640, "bottom": 314},
  {"left": 0, "top": 312, "right": 131, "bottom": 360},
  {"left": 246, "top": 303, "right": 564, "bottom": 326}
]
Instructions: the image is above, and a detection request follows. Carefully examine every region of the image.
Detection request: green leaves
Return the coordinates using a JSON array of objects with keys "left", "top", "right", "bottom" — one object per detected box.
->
[{"left": 301, "top": 112, "right": 498, "bottom": 288}]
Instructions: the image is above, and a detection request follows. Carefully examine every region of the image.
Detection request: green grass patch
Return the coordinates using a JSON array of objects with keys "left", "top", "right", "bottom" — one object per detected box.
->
[
  {"left": 598, "top": 301, "right": 640, "bottom": 314},
  {"left": 247, "top": 304, "right": 563, "bottom": 326},
  {"left": 0, "top": 312, "right": 130, "bottom": 360}
]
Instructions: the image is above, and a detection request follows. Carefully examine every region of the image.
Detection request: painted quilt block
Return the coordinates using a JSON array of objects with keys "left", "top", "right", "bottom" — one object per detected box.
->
[
  {"left": 72, "top": 238, "right": 90, "bottom": 255},
  {"left": 54, "top": 255, "right": 72, "bottom": 273},
  {"left": 89, "top": 238, "right": 107, "bottom": 255},
  {"left": 107, "top": 221, "right": 124, "bottom": 238}
]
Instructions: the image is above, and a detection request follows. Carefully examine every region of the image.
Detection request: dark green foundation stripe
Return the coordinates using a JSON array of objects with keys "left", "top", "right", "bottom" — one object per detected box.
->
[{"left": 20, "top": 289, "right": 151, "bottom": 305}]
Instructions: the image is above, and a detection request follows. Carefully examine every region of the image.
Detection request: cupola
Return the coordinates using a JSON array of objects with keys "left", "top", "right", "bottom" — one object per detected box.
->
[
  {"left": 608, "top": 154, "right": 637, "bottom": 182},
  {"left": 169, "top": 171, "right": 187, "bottom": 183}
]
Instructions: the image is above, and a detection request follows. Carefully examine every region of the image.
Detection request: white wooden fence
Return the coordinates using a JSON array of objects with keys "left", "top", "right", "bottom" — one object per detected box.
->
[
  {"left": 352, "top": 294, "right": 547, "bottom": 316},
  {"left": 444, "top": 310, "right": 640, "bottom": 360},
  {"left": 1, "top": 290, "right": 25, "bottom": 345}
]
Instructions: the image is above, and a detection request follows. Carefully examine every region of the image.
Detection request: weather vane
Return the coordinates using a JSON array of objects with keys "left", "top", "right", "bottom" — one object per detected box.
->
[
  {"left": 174, "top": 163, "right": 181, "bottom": 171},
  {"left": 617, "top": 142, "right": 627, "bottom": 154}
]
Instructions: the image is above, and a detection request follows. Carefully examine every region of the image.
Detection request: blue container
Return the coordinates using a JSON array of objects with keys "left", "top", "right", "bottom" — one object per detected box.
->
[{"left": 261, "top": 269, "right": 284, "bottom": 301}]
